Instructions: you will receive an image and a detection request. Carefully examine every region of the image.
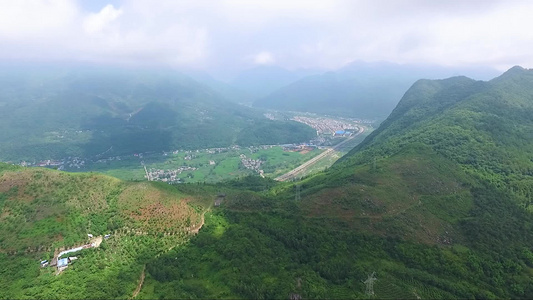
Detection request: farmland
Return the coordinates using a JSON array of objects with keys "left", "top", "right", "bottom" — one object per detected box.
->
[{"left": 75, "top": 145, "right": 325, "bottom": 183}]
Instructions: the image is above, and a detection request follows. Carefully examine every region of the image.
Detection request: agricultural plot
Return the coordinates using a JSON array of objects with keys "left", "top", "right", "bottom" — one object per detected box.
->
[{"left": 74, "top": 146, "right": 325, "bottom": 183}]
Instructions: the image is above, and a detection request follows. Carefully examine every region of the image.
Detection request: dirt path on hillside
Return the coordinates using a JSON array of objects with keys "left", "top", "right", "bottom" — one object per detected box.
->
[
  {"left": 132, "top": 265, "right": 146, "bottom": 299},
  {"left": 189, "top": 212, "right": 206, "bottom": 234},
  {"left": 130, "top": 210, "right": 207, "bottom": 297},
  {"left": 91, "top": 236, "right": 103, "bottom": 247}
]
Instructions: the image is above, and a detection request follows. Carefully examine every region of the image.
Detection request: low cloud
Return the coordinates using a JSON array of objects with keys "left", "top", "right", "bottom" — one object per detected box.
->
[
  {"left": 83, "top": 4, "right": 123, "bottom": 35},
  {"left": 0, "top": 0, "right": 531, "bottom": 73},
  {"left": 253, "top": 51, "right": 275, "bottom": 65}
]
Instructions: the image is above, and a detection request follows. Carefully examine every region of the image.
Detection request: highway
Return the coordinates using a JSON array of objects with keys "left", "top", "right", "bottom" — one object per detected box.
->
[{"left": 275, "top": 126, "right": 365, "bottom": 181}]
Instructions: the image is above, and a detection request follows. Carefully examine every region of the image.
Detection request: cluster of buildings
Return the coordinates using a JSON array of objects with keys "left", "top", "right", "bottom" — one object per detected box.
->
[
  {"left": 240, "top": 154, "right": 264, "bottom": 173},
  {"left": 19, "top": 157, "right": 85, "bottom": 170},
  {"left": 146, "top": 166, "right": 197, "bottom": 183},
  {"left": 333, "top": 130, "right": 355, "bottom": 137},
  {"left": 40, "top": 234, "right": 102, "bottom": 273},
  {"left": 35, "top": 160, "right": 62, "bottom": 167},
  {"left": 291, "top": 116, "right": 360, "bottom": 135}
]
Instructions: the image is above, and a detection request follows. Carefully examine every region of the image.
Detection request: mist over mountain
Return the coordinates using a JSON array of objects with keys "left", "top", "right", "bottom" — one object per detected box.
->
[
  {"left": 229, "top": 66, "right": 322, "bottom": 99},
  {"left": 253, "top": 61, "right": 499, "bottom": 119},
  {"left": 0, "top": 65, "right": 315, "bottom": 161},
  {"left": 182, "top": 70, "right": 255, "bottom": 105}
]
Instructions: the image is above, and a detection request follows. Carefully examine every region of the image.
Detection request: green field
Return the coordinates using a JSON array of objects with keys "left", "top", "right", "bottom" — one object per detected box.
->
[{"left": 72, "top": 146, "right": 325, "bottom": 183}]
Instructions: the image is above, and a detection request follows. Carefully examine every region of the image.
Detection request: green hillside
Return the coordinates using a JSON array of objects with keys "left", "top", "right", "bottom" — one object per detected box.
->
[
  {"left": 341, "top": 66, "right": 533, "bottom": 209},
  {"left": 4, "top": 66, "right": 533, "bottom": 299},
  {"left": 0, "top": 66, "right": 315, "bottom": 162},
  {"left": 0, "top": 162, "right": 219, "bottom": 299},
  {"left": 141, "top": 66, "right": 533, "bottom": 299}
]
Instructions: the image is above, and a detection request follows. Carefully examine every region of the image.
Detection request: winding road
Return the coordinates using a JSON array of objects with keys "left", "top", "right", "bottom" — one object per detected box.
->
[{"left": 275, "top": 126, "right": 365, "bottom": 181}]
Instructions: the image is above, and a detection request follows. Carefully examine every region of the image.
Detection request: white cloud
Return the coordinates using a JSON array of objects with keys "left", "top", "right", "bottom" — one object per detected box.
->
[
  {"left": 0, "top": 0, "right": 78, "bottom": 39},
  {"left": 0, "top": 0, "right": 532, "bottom": 72},
  {"left": 83, "top": 4, "right": 123, "bottom": 35},
  {"left": 253, "top": 51, "right": 275, "bottom": 65}
]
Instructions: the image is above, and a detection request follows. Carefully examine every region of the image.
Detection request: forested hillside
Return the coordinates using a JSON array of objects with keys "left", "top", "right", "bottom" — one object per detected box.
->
[
  {"left": 3, "top": 67, "right": 533, "bottom": 299},
  {"left": 141, "top": 66, "right": 533, "bottom": 299},
  {"left": 0, "top": 162, "right": 213, "bottom": 299},
  {"left": 0, "top": 65, "right": 315, "bottom": 161},
  {"left": 341, "top": 66, "right": 533, "bottom": 208}
]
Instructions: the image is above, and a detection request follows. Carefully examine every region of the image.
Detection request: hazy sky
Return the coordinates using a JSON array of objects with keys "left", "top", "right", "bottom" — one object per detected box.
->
[{"left": 1, "top": 0, "right": 532, "bottom": 77}]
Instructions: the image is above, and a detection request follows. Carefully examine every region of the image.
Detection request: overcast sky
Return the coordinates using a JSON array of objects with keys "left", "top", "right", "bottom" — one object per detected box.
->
[{"left": 1, "top": 0, "right": 532, "bottom": 78}]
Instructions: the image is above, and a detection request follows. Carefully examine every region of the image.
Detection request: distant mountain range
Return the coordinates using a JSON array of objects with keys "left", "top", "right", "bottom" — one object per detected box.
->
[
  {"left": 253, "top": 61, "right": 500, "bottom": 119},
  {"left": 229, "top": 65, "right": 320, "bottom": 99},
  {"left": 0, "top": 65, "right": 315, "bottom": 161}
]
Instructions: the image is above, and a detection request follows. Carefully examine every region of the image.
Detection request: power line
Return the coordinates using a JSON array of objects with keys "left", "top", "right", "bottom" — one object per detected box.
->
[{"left": 364, "top": 272, "right": 377, "bottom": 297}]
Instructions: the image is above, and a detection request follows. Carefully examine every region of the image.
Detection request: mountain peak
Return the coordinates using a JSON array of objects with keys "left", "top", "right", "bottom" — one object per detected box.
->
[
  {"left": 501, "top": 65, "right": 527, "bottom": 76},
  {"left": 490, "top": 65, "right": 533, "bottom": 84},
  {"left": 506, "top": 65, "right": 526, "bottom": 73}
]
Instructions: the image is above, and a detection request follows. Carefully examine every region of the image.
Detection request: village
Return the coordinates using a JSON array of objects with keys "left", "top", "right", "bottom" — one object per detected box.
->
[
  {"left": 291, "top": 115, "right": 361, "bottom": 135},
  {"left": 145, "top": 166, "right": 197, "bottom": 183},
  {"left": 19, "top": 156, "right": 86, "bottom": 170},
  {"left": 15, "top": 115, "right": 366, "bottom": 183},
  {"left": 239, "top": 154, "right": 265, "bottom": 176}
]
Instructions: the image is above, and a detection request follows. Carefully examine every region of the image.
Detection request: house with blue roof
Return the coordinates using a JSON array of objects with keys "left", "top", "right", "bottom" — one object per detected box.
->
[{"left": 57, "top": 258, "right": 69, "bottom": 269}]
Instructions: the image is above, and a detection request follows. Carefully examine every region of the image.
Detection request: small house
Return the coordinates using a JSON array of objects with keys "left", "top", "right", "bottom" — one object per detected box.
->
[{"left": 57, "top": 258, "right": 69, "bottom": 270}]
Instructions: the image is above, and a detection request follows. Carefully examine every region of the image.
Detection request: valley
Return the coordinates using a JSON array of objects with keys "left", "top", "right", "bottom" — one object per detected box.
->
[
  {"left": 14, "top": 114, "right": 372, "bottom": 184},
  {"left": 275, "top": 125, "right": 367, "bottom": 181},
  {"left": 2, "top": 2, "right": 533, "bottom": 299},
  {"left": 3, "top": 66, "right": 533, "bottom": 299}
]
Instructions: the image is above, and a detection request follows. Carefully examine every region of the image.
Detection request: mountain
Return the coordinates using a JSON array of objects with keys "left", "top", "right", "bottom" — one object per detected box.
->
[
  {"left": 0, "top": 162, "right": 212, "bottom": 299},
  {"left": 229, "top": 66, "right": 320, "bottom": 98},
  {"left": 3, "top": 66, "right": 533, "bottom": 299},
  {"left": 253, "top": 61, "right": 500, "bottom": 119},
  {"left": 142, "top": 66, "right": 533, "bottom": 298},
  {"left": 183, "top": 70, "right": 256, "bottom": 105},
  {"left": 0, "top": 65, "right": 316, "bottom": 161}
]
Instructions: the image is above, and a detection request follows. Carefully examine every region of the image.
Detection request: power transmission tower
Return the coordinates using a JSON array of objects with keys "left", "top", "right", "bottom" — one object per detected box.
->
[
  {"left": 295, "top": 184, "right": 301, "bottom": 201},
  {"left": 364, "top": 272, "right": 377, "bottom": 297}
]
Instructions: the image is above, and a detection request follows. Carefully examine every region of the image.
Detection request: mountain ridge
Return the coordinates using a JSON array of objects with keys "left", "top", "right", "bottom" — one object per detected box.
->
[
  {"left": 0, "top": 66, "right": 316, "bottom": 161},
  {"left": 253, "top": 62, "right": 499, "bottom": 119}
]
